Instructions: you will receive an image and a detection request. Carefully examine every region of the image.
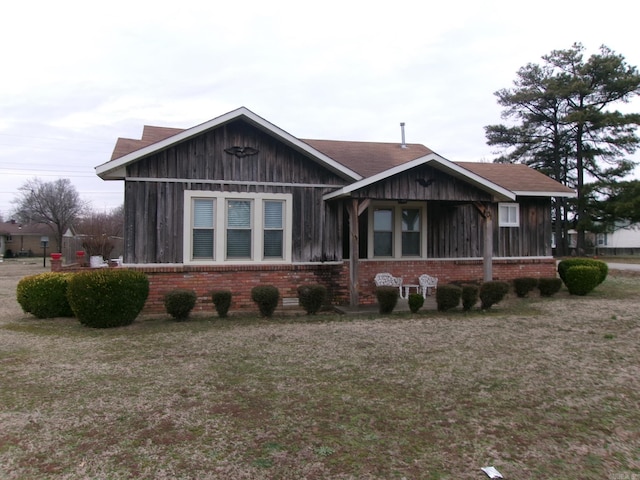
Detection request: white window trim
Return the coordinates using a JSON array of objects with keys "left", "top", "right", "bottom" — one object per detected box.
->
[
  {"left": 183, "top": 191, "right": 293, "bottom": 265},
  {"left": 498, "top": 202, "right": 520, "bottom": 227},
  {"left": 367, "top": 202, "right": 427, "bottom": 259}
]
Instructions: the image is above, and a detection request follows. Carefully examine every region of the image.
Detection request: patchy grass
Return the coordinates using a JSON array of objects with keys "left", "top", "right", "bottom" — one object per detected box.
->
[{"left": 1, "top": 263, "right": 640, "bottom": 479}]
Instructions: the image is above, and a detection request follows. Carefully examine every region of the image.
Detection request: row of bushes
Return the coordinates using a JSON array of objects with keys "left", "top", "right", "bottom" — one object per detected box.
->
[
  {"left": 164, "top": 284, "right": 328, "bottom": 321},
  {"left": 17, "top": 270, "right": 329, "bottom": 327}
]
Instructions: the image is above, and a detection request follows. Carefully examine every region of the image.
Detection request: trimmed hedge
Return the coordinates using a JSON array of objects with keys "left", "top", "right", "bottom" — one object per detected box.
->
[
  {"left": 212, "top": 290, "right": 232, "bottom": 318},
  {"left": 297, "top": 284, "right": 327, "bottom": 315},
  {"left": 408, "top": 293, "right": 424, "bottom": 313},
  {"left": 479, "top": 281, "right": 509, "bottom": 310},
  {"left": 16, "top": 272, "right": 74, "bottom": 318},
  {"left": 513, "top": 277, "right": 538, "bottom": 298},
  {"left": 376, "top": 286, "right": 399, "bottom": 314},
  {"left": 251, "top": 285, "right": 280, "bottom": 317},
  {"left": 558, "top": 258, "right": 608, "bottom": 285},
  {"left": 436, "top": 284, "right": 461, "bottom": 311},
  {"left": 164, "top": 289, "right": 196, "bottom": 321},
  {"left": 67, "top": 269, "right": 149, "bottom": 328},
  {"left": 538, "top": 277, "right": 562, "bottom": 297},
  {"left": 564, "top": 265, "right": 600, "bottom": 296},
  {"left": 461, "top": 284, "right": 479, "bottom": 311}
]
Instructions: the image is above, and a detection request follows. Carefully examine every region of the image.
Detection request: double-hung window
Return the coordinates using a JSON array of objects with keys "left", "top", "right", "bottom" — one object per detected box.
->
[{"left": 184, "top": 191, "right": 292, "bottom": 264}]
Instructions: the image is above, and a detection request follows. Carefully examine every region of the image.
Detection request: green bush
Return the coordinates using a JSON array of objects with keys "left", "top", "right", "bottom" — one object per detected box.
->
[
  {"left": 538, "top": 277, "right": 563, "bottom": 297},
  {"left": 408, "top": 293, "right": 424, "bottom": 313},
  {"left": 212, "top": 290, "right": 232, "bottom": 318},
  {"left": 436, "top": 284, "right": 461, "bottom": 311},
  {"left": 461, "top": 284, "right": 479, "bottom": 311},
  {"left": 564, "top": 265, "right": 600, "bottom": 296},
  {"left": 67, "top": 269, "right": 149, "bottom": 328},
  {"left": 479, "top": 281, "right": 509, "bottom": 310},
  {"left": 164, "top": 289, "right": 196, "bottom": 321},
  {"left": 251, "top": 285, "right": 280, "bottom": 317},
  {"left": 558, "top": 258, "right": 608, "bottom": 285},
  {"left": 16, "top": 272, "right": 74, "bottom": 318},
  {"left": 513, "top": 277, "right": 538, "bottom": 298},
  {"left": 297, "top": 284, "right": 327, "bottom": 315},
  {"left": 376, "top": 286, "right": 399, "bottom": 314}
]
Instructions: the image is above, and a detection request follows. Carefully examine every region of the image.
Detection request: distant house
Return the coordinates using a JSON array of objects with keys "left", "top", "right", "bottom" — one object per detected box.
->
[
  {"left": 594, "top": 223, "right": 640, "bottom": 255},
  {"left": 94, "top": 107, "right": 575, "bottom": 312},
  {"left": 0, "top": 220, "right": 56, "bottom": 258}
]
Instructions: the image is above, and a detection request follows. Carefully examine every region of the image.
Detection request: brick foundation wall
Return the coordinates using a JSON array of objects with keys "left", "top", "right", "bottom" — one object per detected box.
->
[{"left": 52, "top": 253, "right": 557, "bottom": 314}]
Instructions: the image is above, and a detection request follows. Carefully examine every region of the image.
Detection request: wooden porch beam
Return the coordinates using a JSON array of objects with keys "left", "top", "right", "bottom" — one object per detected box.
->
[
  {"left": 474, "top": 202, "right": 493, "bottom": 282},
  {"left": 346, "top": 198, "right": 361, "bottom": 307}
]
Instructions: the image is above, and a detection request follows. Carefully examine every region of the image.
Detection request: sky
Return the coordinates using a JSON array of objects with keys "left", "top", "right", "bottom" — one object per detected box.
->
[{"left": 2, "top": 0, "right": 640, "bottom": 220}]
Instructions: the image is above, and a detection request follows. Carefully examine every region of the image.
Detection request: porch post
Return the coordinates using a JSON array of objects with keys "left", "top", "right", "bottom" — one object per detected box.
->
[
  {"left": 347, "top": 198, "right": 360, "bottom": 307},
  {"left": 483, "top": 207, "right": 493, "bottom": 282}
]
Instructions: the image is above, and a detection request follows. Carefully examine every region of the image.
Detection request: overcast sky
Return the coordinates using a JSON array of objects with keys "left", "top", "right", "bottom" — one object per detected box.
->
[{"left": 2, "top": 0, "right": 640, "bottom": 219}]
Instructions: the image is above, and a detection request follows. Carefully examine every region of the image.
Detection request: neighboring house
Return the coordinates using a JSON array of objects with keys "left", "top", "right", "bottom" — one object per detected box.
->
[
  {"left": 94, "top": 107, "right": 575, "bottom": 312},
  {"left": 0, "top": 220, "right": 57, "bottom": 258},
  {"left": 594, "top": 223, "right": 640, "bottom": 255}
]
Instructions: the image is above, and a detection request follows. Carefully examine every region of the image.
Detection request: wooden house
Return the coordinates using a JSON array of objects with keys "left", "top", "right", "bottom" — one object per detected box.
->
[{"left": 95, "top": 107, "right": 575, "bottom": 312}]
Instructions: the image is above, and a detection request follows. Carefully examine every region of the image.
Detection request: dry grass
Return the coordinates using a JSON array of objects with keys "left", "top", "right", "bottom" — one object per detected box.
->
[{"left": 1, "top": 260, "right": 640, "bottom": 479}]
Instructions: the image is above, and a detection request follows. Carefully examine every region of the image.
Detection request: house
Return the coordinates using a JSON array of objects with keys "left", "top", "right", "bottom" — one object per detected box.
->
[
  {"left": 1, "top": 220, "right": 56, "bottom": 258},
  {"left": 594, "top": 223, "right": 640, "bottom": 256},
  {"left": 94, "top": 107, "right": 575, "bottom": 312}
]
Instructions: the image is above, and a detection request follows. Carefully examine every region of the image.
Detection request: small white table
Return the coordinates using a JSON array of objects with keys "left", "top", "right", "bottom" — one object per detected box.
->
[{"left": 402, "top": 284, "right": 420, "bottom": 299}]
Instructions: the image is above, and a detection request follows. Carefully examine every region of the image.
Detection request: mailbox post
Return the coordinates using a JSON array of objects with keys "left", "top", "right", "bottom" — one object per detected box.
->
[{"left": 40, "top": 236, "right": 49, "bottom": 268}]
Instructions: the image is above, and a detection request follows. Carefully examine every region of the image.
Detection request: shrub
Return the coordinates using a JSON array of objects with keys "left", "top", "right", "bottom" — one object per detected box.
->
[
  {"left": 479, "top": 281, "right": 509, "bottom": 310},
  {"left": 461, "top": 284, "right": 479, "bottom": 311},
  {"left": 558, "top": 258, "right": 608, "bottom": 285},
  {"left": 212, "top": 290, "right": 232, "bottom": 318},
  {"left": 436, "top": 284, "right": 461, "bottom": 311},
  {"left": 251, "top": 285, "right": 280, "bottom": 317},
  {"left": 67, "top": 269, "right": 149, "bottom": 328},
  {"left": 538, "top": 277, "right": 563, "bottom": 297},
  {"left": 408, "top": 293, "right": 424, "bottom": 313},
  {"left": 564, "top": 265, "right": 600, "bottom": 296},
  {"left": 16, "top": 272, "right": 74, "bottom": 318},
  {"left": 164, "top": 289, "right": 197, "bottom": 321},
  {"left": 297, "top": 284, "right": 327, "bottom": 315},
  {"left": 513, "top": 277, "right": 538, "bottom": 298},
  {"left": 376, "top": 286, "right": 399, "bottom": 314}
]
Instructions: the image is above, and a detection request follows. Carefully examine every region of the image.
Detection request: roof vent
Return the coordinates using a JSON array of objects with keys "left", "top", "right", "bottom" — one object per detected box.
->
[{"left": 400, "top": 122, "right": 407, "bottom": 149}]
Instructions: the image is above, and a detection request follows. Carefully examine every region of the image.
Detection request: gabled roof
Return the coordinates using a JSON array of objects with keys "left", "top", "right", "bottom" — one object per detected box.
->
[
  {"left": 96, "top": 107, "right": 362, "bottom": 181},
  {"left": 323, "top": 153, "right": 518, "bottom": 201},
  {"left": 98, "top": 107, "right": 576, "bottom": 200}
]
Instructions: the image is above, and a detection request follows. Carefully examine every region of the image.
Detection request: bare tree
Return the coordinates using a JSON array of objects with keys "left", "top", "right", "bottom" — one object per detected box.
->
[
  {"left": 12, "top": 178, "right": 87, "bottom": 251},
  {"left": 75, "top": 206, "right": 124, "bottom": 259}
]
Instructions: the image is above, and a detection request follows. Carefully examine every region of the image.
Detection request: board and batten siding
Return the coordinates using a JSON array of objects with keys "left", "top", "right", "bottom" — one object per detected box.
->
[{"left": 123, "top": 120, "right": 348, "bottom": 264}]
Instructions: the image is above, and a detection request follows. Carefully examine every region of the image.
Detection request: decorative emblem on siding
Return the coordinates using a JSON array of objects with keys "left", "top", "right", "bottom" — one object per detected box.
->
[
  {"left": 415, "top": 178, "right": 435, "bottom": 187},
  {"left": 224, "top": 146, "right": 259, "bottom": 158}
]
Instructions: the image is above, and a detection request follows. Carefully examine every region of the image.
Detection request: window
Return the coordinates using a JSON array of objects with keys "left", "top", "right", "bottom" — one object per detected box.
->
[
  {"left": 192, "top": 199, "right": 214, "bottom": 259},
  {"left": 498, "top": 203, "right": 519, "bottom": 227},
  {"left": 263, "top": 200, "right": 284, "bottom": 258},
  {"left": 373, "top": 208, "right": 393, "bottom": 256},
  {"left": 370, "top": 203, "right": 426, "bottom": 258},
  {"left": 184, "top": 192, "right": 292, "bottom": 264},
  {"left": 401, "top": 208, "right": 421, "bottom": 256}
]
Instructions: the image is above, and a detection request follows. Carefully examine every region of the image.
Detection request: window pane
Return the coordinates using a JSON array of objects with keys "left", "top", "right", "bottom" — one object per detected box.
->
[
  {"left": 193, "top": 230, "right": 213, "bottom": 258},
  {"left": 373, "top": 232, "right": 393, "bottom": 256},
  {"left": 227, "top": 200, "right": 251, "bottom": 228},
  {"left": 402, "top": 209, "right": 420, "bottom": 232},
  {"left": 374, "top": 209, "right": 392, "bottom": 231},
  {"left": 264, "top": 230, "right": 283, "bottom": 258},
  {"left": 193, "top": 199, "right": 214, "bottom": 228},
  {"left": 264, "top": 201, "right": 283, "bottom": 228},
  {"left": 402, "top": 232, "right": 420, "bottom": 256},
  {"left": 227, "top": 230, "right": 251, "bottom": 258}
]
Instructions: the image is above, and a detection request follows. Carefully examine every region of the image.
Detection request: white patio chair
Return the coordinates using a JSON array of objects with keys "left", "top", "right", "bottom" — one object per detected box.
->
[
  {"left": 419, "top": 274, "right": 438, "bottom": 296},
  {"left": 374, "top": 273, "right": 403, "bottom": 297}
]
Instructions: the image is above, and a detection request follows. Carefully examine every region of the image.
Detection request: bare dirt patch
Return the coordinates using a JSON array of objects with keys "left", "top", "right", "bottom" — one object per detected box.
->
[{"left": 1, "top": 262, "right": 640, "bottom": 479}]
